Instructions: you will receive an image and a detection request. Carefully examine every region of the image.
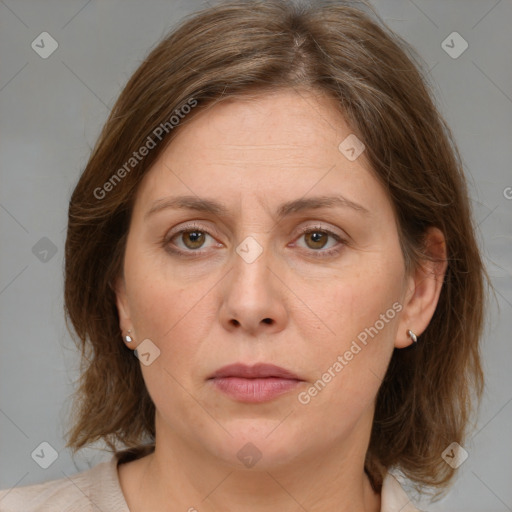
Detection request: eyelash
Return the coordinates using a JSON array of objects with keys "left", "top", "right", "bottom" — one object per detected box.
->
[{"left": 162, "top": 223, "right": 346, "bottom": 259}]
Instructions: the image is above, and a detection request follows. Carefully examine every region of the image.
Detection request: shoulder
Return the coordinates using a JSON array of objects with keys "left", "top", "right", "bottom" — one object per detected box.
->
[
  {"left": 381, "top": 472, "right": 424, "bottom": 512},
  {"left": 0, "top": 453, "right": 130, "bottom": 512}
]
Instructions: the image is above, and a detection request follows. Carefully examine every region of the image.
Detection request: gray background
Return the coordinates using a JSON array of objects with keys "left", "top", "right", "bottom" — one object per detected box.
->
[{"left": 0, "top": 1, "right": 511, "bottom": 510}]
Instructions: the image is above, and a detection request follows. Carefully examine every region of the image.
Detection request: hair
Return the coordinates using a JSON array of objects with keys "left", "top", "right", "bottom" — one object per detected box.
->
[{"left": 64, "top": 0, "right": 488, "bottom": 498}]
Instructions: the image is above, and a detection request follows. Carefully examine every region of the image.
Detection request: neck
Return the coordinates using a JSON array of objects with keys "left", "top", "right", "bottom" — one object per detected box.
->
[{"left": 134, "top": 412, "right": 381, "bottom": 512}]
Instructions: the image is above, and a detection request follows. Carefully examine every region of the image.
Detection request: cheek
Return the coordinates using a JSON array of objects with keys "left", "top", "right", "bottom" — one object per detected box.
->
[
  {"left": 129, "top": 280, "right": 209, "bottom": 362},
  {"left": 126, "top": 269, "right": 215, "bottom": 427},
  {"left": 305, "top": 252, "right": 404, "bottom": 342},
  {"left": 298, "top": 254, "right": 403, "bottom": 404},
  {"left": 123, "top": 238, "right": 194, "bottom": 336},
  {"left": 125, "top": 255, "right": 218, "bottom": 378}
]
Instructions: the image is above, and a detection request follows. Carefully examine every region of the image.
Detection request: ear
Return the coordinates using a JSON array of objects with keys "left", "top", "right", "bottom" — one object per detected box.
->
[
  {"left": 113, "top": 274, "right": 132, "bottom": 333},
  {"left": 395, "top": 227, "right": 448, "bottom": 348}
]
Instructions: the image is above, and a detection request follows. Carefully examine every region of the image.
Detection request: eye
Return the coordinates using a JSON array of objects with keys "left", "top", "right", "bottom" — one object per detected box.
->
[
  {"left": 162, "top": 223, "right": 346, "bottom": 259},
  {"left": 163, "top": 223, "right": 221, "bottom": 256},
  {"left": 293, "top": 225, "right": 346, "bottom": 257}
]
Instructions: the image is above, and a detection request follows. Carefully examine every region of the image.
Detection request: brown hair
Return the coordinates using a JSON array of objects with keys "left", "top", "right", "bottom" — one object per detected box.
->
[{"left": 64, "top": 0, "right": 487, "bottom": 497}]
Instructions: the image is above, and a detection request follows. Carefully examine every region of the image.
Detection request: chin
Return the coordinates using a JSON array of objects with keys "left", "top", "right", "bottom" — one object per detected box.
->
[{"left": 204, "top": 419, "right": 307, "bottom": 471}]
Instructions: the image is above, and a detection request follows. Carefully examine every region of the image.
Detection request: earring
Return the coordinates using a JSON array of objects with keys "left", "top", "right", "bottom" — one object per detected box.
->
[
  {"left": 407, "top": 329, "right": 418, "bottom": 343},
  {"left": 124, "top": 329, "right": 133, "bottom": 343}
]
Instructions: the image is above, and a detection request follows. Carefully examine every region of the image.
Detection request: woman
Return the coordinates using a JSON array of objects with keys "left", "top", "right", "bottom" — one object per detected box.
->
[{"left": 0, "top": 1, "right": 487, "bottom": 510}]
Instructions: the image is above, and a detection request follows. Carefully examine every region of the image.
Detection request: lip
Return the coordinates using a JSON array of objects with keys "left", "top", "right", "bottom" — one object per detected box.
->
[
  {"left": 210, "top": 363, "right": 301, "bottom": 380},
  {"left": 208, "top": 363, "right": 303, "bottom": 403}
]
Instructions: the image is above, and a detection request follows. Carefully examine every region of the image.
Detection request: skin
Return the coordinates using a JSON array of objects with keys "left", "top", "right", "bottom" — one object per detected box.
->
[{"left": 115, "top": 88, "right": 447, "bottom": 512}]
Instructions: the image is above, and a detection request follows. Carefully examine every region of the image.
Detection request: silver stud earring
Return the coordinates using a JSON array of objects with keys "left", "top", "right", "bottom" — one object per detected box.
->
[
  {"left": 124, "top": 329, "right": 133, "bottom": 343},
  {"left": 407, "top": 329, "right": 417, "bottom": 343}
]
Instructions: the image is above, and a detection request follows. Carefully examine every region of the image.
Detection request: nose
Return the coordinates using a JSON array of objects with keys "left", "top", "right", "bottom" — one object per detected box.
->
[{"left": 218, "top": 241, "right": 288, "bottom": 336}]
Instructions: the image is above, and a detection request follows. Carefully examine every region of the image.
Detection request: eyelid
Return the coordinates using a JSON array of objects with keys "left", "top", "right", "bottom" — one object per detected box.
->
[
  {"left": 164, "top": 222, "right": 222, "bottom": 247},
  {"left": 294, "top": 223, "right": 345, "bottom": 239},
  {"left": 167, "top": 221, "right": 346, "bottom": 239}
]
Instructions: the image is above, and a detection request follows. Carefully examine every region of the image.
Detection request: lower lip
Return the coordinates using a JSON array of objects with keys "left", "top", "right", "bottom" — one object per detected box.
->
[{"left": 211, "top": 377, "right": 301, "bottom": 403}]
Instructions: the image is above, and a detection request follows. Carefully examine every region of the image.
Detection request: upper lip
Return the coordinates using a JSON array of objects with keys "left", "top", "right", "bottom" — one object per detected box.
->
[{"left": 209, "top": 363, "right": 302, "bottom": 380}]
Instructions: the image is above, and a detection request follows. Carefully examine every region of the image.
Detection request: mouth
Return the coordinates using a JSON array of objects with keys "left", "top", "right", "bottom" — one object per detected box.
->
[{"left": 208, "top": 363, "right": 303, "bottom": 403}]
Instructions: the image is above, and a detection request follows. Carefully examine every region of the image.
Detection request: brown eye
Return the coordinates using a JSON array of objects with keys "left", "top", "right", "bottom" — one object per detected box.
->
[
  {"left": 181, "top": 230, "right": 206, "bottom": 249},
  {"left": 293, "top": 226, "right": 346, "bottom": 258},
  {"left": 163, "top": 224, "right": 221, "bottom": 257}
]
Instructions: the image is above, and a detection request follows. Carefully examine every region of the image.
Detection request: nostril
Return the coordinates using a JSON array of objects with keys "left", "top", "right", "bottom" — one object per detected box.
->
[{"left": 262, "top": 318, "right": 273, "bottom": 324}]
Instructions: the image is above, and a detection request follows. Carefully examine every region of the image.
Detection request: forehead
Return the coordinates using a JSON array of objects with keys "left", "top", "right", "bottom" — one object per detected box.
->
[
  {"left": 132, "top": 88, "right": 389, "bottom": 219},
  {"left": 174, "top": 89, "right": 356, "bottom": 158}
]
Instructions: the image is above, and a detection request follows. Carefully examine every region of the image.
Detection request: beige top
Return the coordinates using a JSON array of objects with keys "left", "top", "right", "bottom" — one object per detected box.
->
[{"left": 0, "top": 448, "right": 421, "bottom": 512}]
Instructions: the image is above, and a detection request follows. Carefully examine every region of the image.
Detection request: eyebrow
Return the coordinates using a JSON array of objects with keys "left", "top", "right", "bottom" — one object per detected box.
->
[{"left": 144, "top": 194, "right": 370, "bottom": 221}]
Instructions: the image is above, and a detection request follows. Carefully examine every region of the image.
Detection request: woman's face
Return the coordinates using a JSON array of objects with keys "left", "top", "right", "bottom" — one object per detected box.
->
[{"left": 115, "top": 88, "right": 416, "bottom": 469}]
